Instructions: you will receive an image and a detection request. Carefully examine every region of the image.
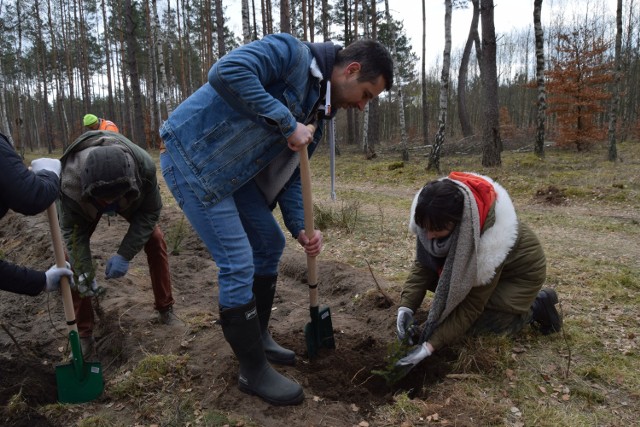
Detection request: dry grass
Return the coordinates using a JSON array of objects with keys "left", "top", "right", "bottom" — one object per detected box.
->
[{"left": 306, "top": 141, "right": 640, "bottom": 426}]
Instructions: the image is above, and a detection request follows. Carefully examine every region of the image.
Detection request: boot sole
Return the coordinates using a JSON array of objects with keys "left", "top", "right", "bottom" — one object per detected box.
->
[{"left": 238, "top": 383, "right": 304, "bottom": 406}]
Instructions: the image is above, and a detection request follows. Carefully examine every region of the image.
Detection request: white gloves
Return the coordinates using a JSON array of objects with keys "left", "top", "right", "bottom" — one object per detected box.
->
[
  {"left": 44, "top": 264, "right": 74, "bottom": 292},
  {"left": 395, "top": 342, "right": 432, "bottom": 370},
  {"left": 396, "top": 306, "right": 416, "bottom": 345},
  {"left": 77, "top": 272, "right": 106, "bottom": 297},
  {"left": 31, "top": 158, "right": 62, "bottom": 178}
]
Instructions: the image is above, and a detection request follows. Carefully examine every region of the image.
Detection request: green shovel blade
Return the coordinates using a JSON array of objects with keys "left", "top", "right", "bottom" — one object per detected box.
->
[{"left": 55, "top": 330, "right": 104, "bottom": 403}]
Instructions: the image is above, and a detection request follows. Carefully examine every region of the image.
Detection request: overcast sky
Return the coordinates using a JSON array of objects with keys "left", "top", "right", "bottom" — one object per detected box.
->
[{"left": 224, "top": 0, "right": 620, "bottom": 66}]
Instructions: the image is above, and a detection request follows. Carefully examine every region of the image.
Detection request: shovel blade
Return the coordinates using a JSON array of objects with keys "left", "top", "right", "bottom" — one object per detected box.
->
[
  {"left": 55, "top": 330, "right": 104, "bottom": 403},
  {"left": 55, "top": 361, "right": 104, "bottom": 403},
  {"left": 305, "top": 305, "right": 335, "bottom": 358}
]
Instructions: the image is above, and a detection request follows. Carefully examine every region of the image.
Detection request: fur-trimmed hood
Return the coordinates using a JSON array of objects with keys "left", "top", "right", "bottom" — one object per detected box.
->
[{"left": 409, "top": 173, "right": 519, "bottom": 285}]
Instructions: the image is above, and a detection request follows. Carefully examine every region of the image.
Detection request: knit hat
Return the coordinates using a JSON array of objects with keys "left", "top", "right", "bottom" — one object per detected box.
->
[
  {"left": 81, "top": 145, "right": 139, "bottom": 200},
  {"left": 83, "top": 114, "right": 99, "bottom": 127}
]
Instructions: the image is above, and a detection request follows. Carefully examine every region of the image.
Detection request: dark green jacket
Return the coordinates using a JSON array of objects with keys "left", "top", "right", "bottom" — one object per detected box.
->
[
  {"left": 58, "top": 131, "right": 162, "bottom": 275},
  {"left": 401, "top": 178, "right": 546, "bottom": 350}
]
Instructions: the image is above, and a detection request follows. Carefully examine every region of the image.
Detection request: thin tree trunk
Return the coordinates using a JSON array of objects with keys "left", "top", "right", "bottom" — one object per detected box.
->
[
  {"left": 280, "top": 0, "right": 291, "bottom": 33},
  {"left": 480, "top": 0, "right": 501, "bottom": 167},
  {"left": 384, "top": 0, "right": 408, "bottom": 160},
  {"left": 427, "top": 0, "right": 452, "bottom": 173},
  {"left": 215, "top": 0, "right": 226, "bottom": 57},
  {"left": 124, "top": 0, "right": 146, "bottom": 147},
  {"left": 242, "top": 0, "right": 251, "bottom": 43},
  {"left": 607, "top": 0, "right": 622, "bottom": 162},
  {"left": 0, "top": 62, "right": 13, "bottom": 144},
  {"left": 15, "top": 0, "right": 26, "bottom": 153},
  {"left": 34, "top": 0, "right": 53, "bottom": 152},
  {"left": 303, "top": 0, "right": 308, "bottom": 40},
  {"left": 421, "top": 0, "right": 428, "bottom": 149},
  {"left": 534, "top": 0, "right": 546, "bottom": 158},
  {"left": 101, "top": 0, "right": 115, "bottom": 119},
  {"left": 458, "top": 0, "right": 479, "bottom": 139},
  {"left": 153, "top": 0, "right": 172, "bottom": 116}
]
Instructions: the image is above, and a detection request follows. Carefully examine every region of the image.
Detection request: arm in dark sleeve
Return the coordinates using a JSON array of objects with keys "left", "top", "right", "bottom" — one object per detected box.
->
[
  {"left": 400, "top": 261, "right": 439, "bottom": 312},
  {"left": 0, "top": 259, "right": 45, "bottom": 296},
  {"left": 117, "top": 175, "right": 162, "bottom": 261},
  {"left": 0, "top": 137, "right": 59, "bottom": 215},
  {"left": 428, "top": 268, "right": 503, "bottom": 350}
]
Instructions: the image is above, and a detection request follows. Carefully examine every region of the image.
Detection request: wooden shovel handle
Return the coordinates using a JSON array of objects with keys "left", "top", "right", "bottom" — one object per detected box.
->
[
  {"left": 300, "top": 124, "right": 318, "bottom": 308},
  {"left": 46, "top": 204, "right": 78, "bottom": 333}
]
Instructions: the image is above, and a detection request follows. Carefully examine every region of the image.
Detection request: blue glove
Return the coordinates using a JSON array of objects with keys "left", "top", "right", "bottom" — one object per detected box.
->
[
  {"left": 31, "top": 158, "right": 62, "bottom": 178},
  {"left": 396, "top": 306, "right": 416, "bottom": 345},
  {"left": 105, "top": 254, "right": 129, "bottom": 279},
  {"left": 44, "top": 264, "right": 74, "bottom": 292}
]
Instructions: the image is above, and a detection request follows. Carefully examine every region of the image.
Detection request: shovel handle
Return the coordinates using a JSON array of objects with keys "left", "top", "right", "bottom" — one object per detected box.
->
[
  {"left": 46, "top": 204, "right": 78, "bottom": 333},
  {"left": 300, "top": 124, "right": 318, "bottom": 308}
]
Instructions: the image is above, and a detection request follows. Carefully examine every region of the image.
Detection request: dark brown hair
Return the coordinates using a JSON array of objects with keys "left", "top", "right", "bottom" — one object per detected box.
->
[{"left": 414, "top": 179, "right": 464, "bottom": 231}]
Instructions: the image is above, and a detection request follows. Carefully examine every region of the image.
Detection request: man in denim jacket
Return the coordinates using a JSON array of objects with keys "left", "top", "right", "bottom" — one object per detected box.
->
[{"left": 160, "top": 33, "right": 393, "bottom": 406}]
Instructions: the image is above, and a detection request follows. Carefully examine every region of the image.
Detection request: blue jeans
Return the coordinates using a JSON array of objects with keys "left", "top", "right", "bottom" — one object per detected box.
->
[{"left": 160, "top": 152, "right": 286, "bottom": 309}]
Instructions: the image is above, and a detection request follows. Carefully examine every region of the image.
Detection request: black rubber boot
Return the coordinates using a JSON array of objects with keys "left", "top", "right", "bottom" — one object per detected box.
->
[
  {"left": 531, "top": 288, "right": 562, "bottom": 335},
  {"left": 219, "top": 300, "right": 304, "bottom": 406},
  {"left": 253, "top": 275, "right": 296, "bottom": 366}
]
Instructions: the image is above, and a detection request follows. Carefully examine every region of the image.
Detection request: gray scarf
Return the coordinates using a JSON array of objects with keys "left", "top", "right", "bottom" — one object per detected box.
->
[{"left": 419, "top": 180, "right": 481, "bottom": 344}]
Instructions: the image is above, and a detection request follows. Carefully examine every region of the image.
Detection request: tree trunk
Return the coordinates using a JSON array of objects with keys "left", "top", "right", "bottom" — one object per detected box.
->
[
  {"left": 421, "top": 0, "right": 428, "bottom": 149},
  {"left": 153, "top": 0, "right": 172, "bottom": 116},
  {"left": 242, "top": 0, "right": 251, "bottom": 43},
  {"left": 124, "top": 0, "right": 146, "bottom": 147},
  {"left": 458, "top": 0, "right": 479, "bottom": 139},
  {"left": 280, "top": 0, "right": 291, "bottom": 33},
  {"left": 534, "top": 0, "right": 546, "bottom": 158},
  {"left": 427, "top": 0, "right": 452, "bottom": 173},
  {"left": 384, "top": 0, "right": 408, "bottom": 160},
  {"left": 607, "top": 0, "right": 622, "bottom": 162},
  {"left": 215, "top": 0, "right": 226, "bottom": 56},
  {"left": 101, "top": 0, "right": 115, "bottom": 119},
  {"left": 480, "top": 0, "right": 502, "bottom": 168}
]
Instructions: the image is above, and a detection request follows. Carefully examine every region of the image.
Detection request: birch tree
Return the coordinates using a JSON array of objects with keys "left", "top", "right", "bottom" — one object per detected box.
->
[
  {"left": 534, "top": 0, "right": 546, "bottom": 158},
  {"left": 427, "top": 0, "right": 452, "bottom": 173}
]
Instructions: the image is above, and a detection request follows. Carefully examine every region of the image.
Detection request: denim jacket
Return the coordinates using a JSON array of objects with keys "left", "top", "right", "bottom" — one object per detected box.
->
[{"left": 160, "top": 34, "right": 325, "bottom": 216}]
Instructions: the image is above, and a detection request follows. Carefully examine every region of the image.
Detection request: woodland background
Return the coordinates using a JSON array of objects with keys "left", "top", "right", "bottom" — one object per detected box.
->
[{"left": 0, "top": 0, "right": 639, "bottom": 164}]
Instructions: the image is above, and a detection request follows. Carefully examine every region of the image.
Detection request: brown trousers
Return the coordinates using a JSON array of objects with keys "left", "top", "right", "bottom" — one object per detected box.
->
[{"left": 73, "top": 225, "right": 174, "bottom": 337}]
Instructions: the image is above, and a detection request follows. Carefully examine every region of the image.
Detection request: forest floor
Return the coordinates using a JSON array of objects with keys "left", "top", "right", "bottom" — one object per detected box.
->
[{"left": 1, "top": 141, "right": 639, "bottom": 426}]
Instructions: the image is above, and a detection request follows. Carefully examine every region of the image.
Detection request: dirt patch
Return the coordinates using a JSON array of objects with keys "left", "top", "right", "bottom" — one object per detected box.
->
[
  {"left": 535, "top": 185, "right": 568, "bottom": 205},
  {"left": 1, "top": 204, "right": 474, "bottom": 426}
]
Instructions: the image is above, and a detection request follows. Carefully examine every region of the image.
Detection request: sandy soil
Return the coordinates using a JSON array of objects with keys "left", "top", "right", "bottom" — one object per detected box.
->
[{"left": 0, "top": 199, "right": 476, "bottom": 427}]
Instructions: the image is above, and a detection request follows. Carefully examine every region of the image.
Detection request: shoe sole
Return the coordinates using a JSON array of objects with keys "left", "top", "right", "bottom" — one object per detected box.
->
[{"left": 238, "top": 383, "right": 304, "bottom": 406}]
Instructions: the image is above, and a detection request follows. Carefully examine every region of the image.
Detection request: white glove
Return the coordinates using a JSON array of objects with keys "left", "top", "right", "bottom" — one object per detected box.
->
[
  {"left": 31, "top": 158, "right": 62, "bottom": 178},
  {"left": 77, "top": 272, "right": 106, "bottom": 297},
  {"left": 396, "top": 306, "right": 415, "bottom": 344},
  {"left": 44, "top": 264, "right": 74, "bottom": 292},
  {"left": 395, "top": 342, "right": 432, "bottom": 370}
]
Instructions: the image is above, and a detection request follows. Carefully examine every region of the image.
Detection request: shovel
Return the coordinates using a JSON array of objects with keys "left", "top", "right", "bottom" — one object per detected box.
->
[
  {"left": 46, "top": 204, "right": 104, "bottom": 403},
  {"left": 300, "top": 124, "right": 335, "bottom": 358}
]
